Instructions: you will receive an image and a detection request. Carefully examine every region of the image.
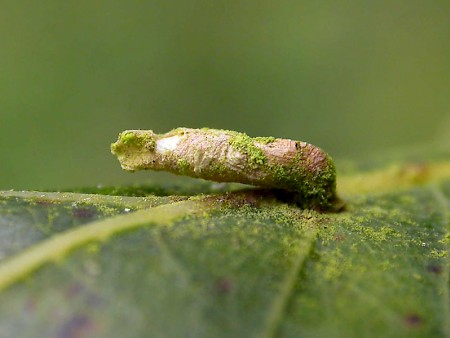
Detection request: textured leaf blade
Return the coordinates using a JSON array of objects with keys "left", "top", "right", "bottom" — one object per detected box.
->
[
  {"left": 0, "top": 156, "right": 449, "bottom": 338},
  {"left": 0, "top": 196, "right": 323, "bottom": 338},
  {"left": 0, "top": 191, "right": 178, "bottom": 260},
  {"left": 279, "top": 183, "right": 450, "bottom": 337}
]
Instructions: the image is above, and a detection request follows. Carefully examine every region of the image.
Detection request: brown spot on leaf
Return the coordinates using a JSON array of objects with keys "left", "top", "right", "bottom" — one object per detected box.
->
[
  {"left": 208, "top": 190, "right": 267, "bottom": 209},
  {"left": 35, "top": 199, "right": 54, "bottom": 207},
  {"left": 215, "top": 277, "right": 233, "bottom": 295},
  {"left": 404, "top": 313, "right": 423, "bottom": 328},
  {"left": 334, "top": 235, "right": 345, "bottom": 241},
  {"left": 427, "top": 264, "right": 443, "bottom": 275},
  {"left": 24, "top": 298, "right": 36, "bottom": 313},
  {"left": 73, "top": 207, "right": 95, "bottom": 219},
  {"left": 57, "top": 315, "right": 95, "bottom": 338},
  {"left": 65, "top": 283, "right": 84, "bottom": 298}
]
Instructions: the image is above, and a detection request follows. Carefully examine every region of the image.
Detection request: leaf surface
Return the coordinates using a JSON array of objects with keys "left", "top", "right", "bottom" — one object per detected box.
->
[{"left": 0, "top": 151, "right": 449, "bottom": 338}]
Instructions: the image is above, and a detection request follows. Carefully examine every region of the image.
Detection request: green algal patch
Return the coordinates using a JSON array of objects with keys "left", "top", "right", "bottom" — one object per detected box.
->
[
  {"left": 209, "top": 162, "right": 229, "bottom": 179},
  {"left": 438, "top": 232, "right": 450, "bottom": 245},
  {"left": 144, "top": 135, "right": 157, "bottom": 151},
  {"left": 177, "top": 158, "right": 191, "bottom": 174},
  {"left": 265, "top": 161, "right": 335, "bottom": 210},
  {"left": 111, "top": 131, "right": 156, "bottom": 155},
  {"left": 119, "top": 131, "right": 136, "bottom": 145},
  {"left": 170, "top": 128, "right": 187, "bottom": 136},
  {"left": 254, "top": 136, "right": 276, "bottom": 144},
  {"left": 429, "top": 248, "right": 448, "bottom": 258},
  {"left": 228, "top": 133, "right": 267, "bottom": 168},
  {"left": 349, "top": 223, "right": 401, "bottom": 243},
  {"left": 266, "top": 164, "right": 300, "bottom": 193}
]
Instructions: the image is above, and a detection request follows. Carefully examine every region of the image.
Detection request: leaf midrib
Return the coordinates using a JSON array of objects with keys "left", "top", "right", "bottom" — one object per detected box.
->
[{"left": 0, "top": 199, "right": 205, "bottom": 292}]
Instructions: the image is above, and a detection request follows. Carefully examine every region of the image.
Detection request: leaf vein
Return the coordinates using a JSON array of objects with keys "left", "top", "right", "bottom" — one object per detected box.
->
[
  {"left": 258, "top": 220, "right": 318, "bottom": 338},
  {"left": 430, "top": 185, "right": 450, "bottom": 337},
  {"left": 0, "top": 200, "right": 205, "bottom": 293}
]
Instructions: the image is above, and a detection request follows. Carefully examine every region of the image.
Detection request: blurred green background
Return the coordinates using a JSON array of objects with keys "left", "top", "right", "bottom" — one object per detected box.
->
[{"left": 1, "top": 1, "right": 449, "bottom": 190}]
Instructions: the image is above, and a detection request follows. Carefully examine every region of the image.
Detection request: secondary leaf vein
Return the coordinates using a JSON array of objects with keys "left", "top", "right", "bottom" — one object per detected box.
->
[{"left": 258, "top": 218, "right": 319, "bottom": 338}]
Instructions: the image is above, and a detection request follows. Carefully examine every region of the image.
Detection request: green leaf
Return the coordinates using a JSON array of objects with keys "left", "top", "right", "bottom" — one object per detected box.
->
[{"left": 0, "top": 149, "right": 449, "bottom": 338}]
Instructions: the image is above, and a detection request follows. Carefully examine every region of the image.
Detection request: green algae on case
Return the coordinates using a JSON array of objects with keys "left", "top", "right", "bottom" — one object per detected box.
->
[{"left": 111, "top": 128, "right": 337, "bottom": 209}]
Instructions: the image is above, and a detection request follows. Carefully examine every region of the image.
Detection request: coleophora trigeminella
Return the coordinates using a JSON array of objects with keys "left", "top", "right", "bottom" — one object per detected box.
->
[{"left": 111, "top": 127, "right": 337, "bottom": 209}]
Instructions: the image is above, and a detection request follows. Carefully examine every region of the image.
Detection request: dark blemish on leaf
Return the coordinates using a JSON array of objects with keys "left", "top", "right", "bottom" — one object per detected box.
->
[
  {"left": 57, "top": 315, "right": 95, "bottom": 338},
  {"left": 243, "top": 194, "right": 259, "bottom": 207},
  {"left": 65, "top": 283, "right": 84, "bottom": 298},
  {"left": 24, "top": 298, "right": 36, "bottom": 313},
  {"left": 215, "top": 277, "right": 233, "bottom": 295},
  {"left": 35, "top": 199, "right": 54, "bottom": 207},
  {"left": 73, "top": 207, "right": 95, "bottom": 219},
  {"left": 63, "top": 283, "right": 104, "bottom": 307},
  {"left": 427, "top": 264, "right": 443, "bottom": 275},
  {"left": 211, "top": 189, "right": 267, "bottom": 209},
  {"left": 87, "top": 293, "right": 104, "bottom": 307},
  {"left": 334, "top": 235, "right": 345, "bottom": 241},
  {"left": 403, "top": 313, "right": 423, "bottom": 328}
]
